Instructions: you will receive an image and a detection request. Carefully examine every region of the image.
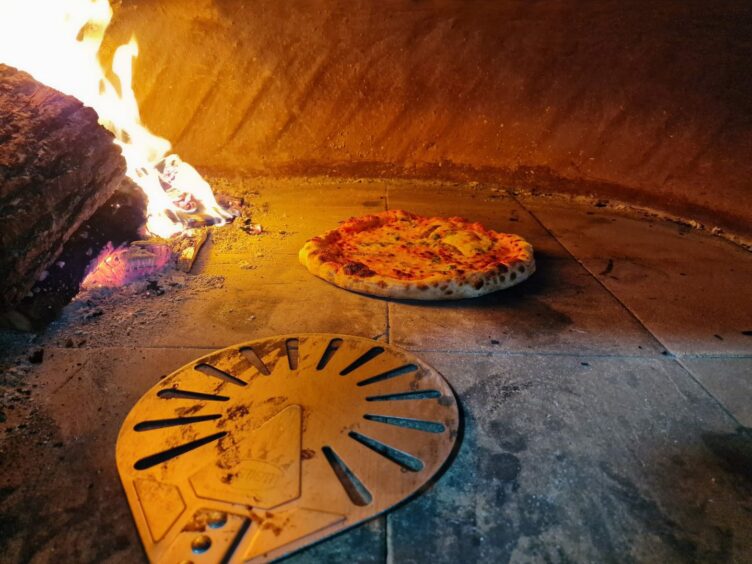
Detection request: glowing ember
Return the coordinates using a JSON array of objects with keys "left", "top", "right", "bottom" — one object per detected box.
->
[
  {"left": 0, "top": 0, "right": 232, "bottom": 238},
  {"left": 81, "top": 242, "right": 172, "bottom": 290}
]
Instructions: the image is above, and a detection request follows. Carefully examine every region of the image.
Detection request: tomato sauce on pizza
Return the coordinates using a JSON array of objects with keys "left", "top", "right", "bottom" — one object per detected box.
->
[{"left": 299, "top": 210, "right": 535, "bottom": 300}]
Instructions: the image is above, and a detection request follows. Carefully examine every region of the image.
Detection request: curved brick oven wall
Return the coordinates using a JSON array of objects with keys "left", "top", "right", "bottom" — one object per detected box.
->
[{"left": 105, "top": 0, "right": 752, "bottom": 235}]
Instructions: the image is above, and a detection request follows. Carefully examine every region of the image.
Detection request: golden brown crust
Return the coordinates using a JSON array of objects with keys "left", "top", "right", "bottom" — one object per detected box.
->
[{"left": 299, "top": 210, "right": 535, "bottom": 300}]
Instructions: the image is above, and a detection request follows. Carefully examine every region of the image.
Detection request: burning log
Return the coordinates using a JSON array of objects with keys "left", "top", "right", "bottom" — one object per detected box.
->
[
  {"left": 80, "top": 241, "right": 172, "bottom": 290},
  {"left": 0, "top": 63, "right": 126, "bottom": 312},
  {"left": 79, "top": 228, "right": 210, "bottom": 291}
]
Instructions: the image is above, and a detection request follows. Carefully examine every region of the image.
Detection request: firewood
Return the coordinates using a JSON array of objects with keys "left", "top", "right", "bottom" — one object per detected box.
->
[
  {"left": 176, "top": 229, "right": 208, "bottom": 273},
  {"left": 0, "top": 64, "right": 127, "bottom": 312},
  {"left": 0, "top": 184, "right": 147, "bottom": 331}
]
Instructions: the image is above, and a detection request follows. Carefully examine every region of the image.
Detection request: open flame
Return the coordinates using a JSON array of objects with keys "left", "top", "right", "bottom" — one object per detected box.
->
[{"left": 0, "top": 0, "right": 232, "bottom": 238}]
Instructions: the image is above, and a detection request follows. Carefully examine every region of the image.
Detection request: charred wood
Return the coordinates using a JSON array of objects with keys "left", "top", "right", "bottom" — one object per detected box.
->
[
  {"left": 1, "top": 183, "right": 146, "bottom": 331},
  {"left": 0, "top": 63, "right": 126, "bottom": 313}
]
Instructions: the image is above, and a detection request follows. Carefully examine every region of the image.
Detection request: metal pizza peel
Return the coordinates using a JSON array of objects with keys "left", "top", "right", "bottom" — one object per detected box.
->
[{"left": 116, "top": 333, "right": 461, "bottom": 562}]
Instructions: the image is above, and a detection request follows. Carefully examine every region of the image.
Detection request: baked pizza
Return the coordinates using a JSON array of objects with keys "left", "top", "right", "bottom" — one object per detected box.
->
[{"left": 299, "top": 210, "right": 535, "bottom": 300}]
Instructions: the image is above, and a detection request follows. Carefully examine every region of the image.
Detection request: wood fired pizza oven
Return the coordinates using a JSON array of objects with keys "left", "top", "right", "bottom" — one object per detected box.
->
[{"left": 1, "top": 2, "right": 751, "bottom": 563}]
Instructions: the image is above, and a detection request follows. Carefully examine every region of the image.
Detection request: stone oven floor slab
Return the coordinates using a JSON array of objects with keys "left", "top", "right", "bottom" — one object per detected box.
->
[
  {"left": 520, "top": 197, "right": 752, "bottom": 356},
  {"left": 680, "top": 357, "right": 752, "bottom": 427},
  {"left": 0, "top": 176, "right": 750, "bottom": 563},
  {"left": 390, "top": 352, "right": 750, "bottom": 563}
]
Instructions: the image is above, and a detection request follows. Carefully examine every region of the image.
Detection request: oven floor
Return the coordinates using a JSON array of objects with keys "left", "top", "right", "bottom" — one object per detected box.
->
[{"left": 1, "top": 176, "right": 750, "bottom": 562}]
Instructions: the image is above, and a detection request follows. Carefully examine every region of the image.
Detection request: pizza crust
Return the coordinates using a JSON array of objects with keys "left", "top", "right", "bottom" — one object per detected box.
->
[{"left": 299, "top": 210, "right": 535, "bottom": 300}]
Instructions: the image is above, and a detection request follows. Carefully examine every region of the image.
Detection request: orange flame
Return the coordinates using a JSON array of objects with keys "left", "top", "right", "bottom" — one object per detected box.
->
[{"left": 0, "top": 0, "right": 232, "bottom": 238}]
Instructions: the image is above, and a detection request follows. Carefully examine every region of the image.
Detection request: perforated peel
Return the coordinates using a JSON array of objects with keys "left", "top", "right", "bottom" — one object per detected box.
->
[{"left": 116, "top": 334, "right": 461, "bottom": 562}]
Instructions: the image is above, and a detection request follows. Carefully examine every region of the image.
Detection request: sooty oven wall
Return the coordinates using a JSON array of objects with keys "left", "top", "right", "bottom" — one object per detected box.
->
[{"left": 103, "top": 0, "right": 752, "bottom": 235}]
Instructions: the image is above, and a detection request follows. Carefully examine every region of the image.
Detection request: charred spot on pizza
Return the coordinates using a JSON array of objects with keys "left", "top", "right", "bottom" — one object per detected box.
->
[
  {"left": 474, "top": 280, "right": 484, "bottom": 290},
  {"left": 343, "top": 262, "right": 377, "bottom": 277},
  {"left": 319, "top": 252, "right": 341, "bottom": 264}
]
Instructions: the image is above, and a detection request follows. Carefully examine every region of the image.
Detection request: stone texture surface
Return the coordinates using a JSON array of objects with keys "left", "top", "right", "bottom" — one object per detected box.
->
[
  {"left": 681, "top": 358, "right": 752, "bottom": 427},
  {"left": 388, "top": 353, "right": 752, "bottom": 563},
  {"left": 204, "top": 176, "right": 389, "bottom": 264},
  {"left": 102, "top": 0, "right": 752, "bottom": 235},
  {"left": 1, "top": 177, "right": 750, "bottom": 563},
  {"left": 118, "top": 279, "right": 385, "bottom": 348},
  {"left": 520, "top": 197, "right": 752, "bottom": 355},
  {"left": 389, "top": 254, "right": 664, "bottom": 355},
  {"left": 0, "top": 348, "right": 208, "bottom": 563}
]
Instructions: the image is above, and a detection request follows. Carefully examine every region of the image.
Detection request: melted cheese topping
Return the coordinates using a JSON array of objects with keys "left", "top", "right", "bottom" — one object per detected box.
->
[
  {"left": 300, "top": 210, "right": 536, "bottom": 300},
  {"left": 313, "top": 211, "right": 527, "bottom": 281}
]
